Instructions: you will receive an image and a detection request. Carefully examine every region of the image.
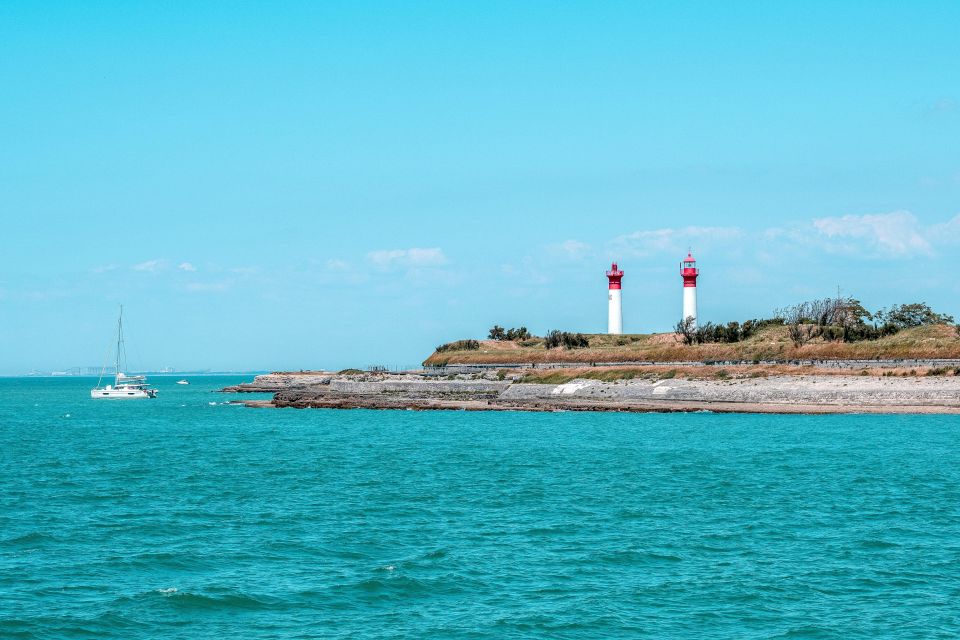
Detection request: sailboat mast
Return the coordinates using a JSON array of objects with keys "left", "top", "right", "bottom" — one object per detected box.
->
[{"left": 116, "top": 305, "right": 123, "bottom": 380}]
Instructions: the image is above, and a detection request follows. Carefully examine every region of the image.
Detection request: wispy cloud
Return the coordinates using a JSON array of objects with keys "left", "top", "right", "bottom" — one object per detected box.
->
[
  {"left": 811, "top": 210, "right": 933, "bottom": 257},
  {"left": 182, "top": 281, "right": 229, "bottom": 293},
  {"left": 91, "top": 265, "right": 118, "bottom": 274},
  {"left": 325, "top": 259, "right": 350, "bottom": 271},
  {"left": 550, "top": 240, "right": 592, "bottom": 260},
  {"left": 612, "top": 226, "right": 743, "bottom": 257},
  {"left": 228, "top": 266, "right": 260, "bottom": 275},
  {"left": 607, "top": 211, "right": 956, "bottom": 266},
  {"left": 927, "top": 97, "right": 957, "bottom": 114},
  {"left": 178, "top": 262, "right": 197, "bottom": 272},
  {"left": 368, "top": 247, "right": 447, "bottom": 268},
  {"left": 132, "top": 259, "right": 168, "bottom": 272},
  {"left": 933, "top": 214, "right": 960, "bottom": 244}
]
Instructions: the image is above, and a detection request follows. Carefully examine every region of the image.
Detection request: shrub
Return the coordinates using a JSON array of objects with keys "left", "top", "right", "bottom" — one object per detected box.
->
[
  {"left": 880, "top": 303, "right": 955, "bottom": 329},
  {"left": 675, "top": 317, "right": 696, "bottom": 345},
  {"left": 678, "top": 316, "right": 784, "bottom": 345},
  {"left": 488, "top": 325, "right": 532, "bottom": 341},
  {"left": 436, "top": 339, "right": 480, "bottom": 353},
  {"left": 544, "top": 330, "right": 590, "bottom": 350}
]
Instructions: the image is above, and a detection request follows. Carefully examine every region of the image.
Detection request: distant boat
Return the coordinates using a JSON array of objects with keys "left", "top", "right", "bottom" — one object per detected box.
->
[
  {"left": 90, "top": 306, "right": 158, "bottom": 399},
  {"left": 176, "top": 380, "right": 189, "bottom": 385}
]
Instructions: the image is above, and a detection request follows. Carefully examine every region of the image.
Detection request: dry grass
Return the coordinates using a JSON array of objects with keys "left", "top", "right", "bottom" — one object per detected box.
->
[
  {"left": 424, "top": 325, "right": 960, "bottom": 365},
  {"left": 515, "top": 363, "right": 960, "bottom": 384}
]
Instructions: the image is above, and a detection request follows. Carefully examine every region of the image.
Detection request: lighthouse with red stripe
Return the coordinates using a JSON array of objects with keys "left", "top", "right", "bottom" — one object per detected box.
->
[
  {"left": 606, "top": 262, "right": 623, "bottom": 334},
  {"left": 681, "top": 251, "right": 699, "bottom": 329}
]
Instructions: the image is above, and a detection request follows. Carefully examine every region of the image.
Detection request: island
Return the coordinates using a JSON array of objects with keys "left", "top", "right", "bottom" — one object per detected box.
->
[{"left": 223, "top": 319, "right": 960, "bottom": 414}]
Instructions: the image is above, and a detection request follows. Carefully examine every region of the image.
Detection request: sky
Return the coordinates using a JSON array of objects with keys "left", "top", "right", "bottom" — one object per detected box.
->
[{"left": 1, "top": 1, "right": 959, "bottom": 374}]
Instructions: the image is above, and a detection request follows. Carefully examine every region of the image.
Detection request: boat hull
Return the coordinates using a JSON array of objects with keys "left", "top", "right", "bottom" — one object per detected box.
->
[{"left": 90, "top": 387, "right": 157, "bottom": 399}]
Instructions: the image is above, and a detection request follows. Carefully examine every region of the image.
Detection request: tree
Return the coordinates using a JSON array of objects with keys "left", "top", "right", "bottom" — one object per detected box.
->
[
  {"left": 489, "top": 325, "right": 532, "bottom": 341},
  {"left": 675, "top": 317, "right": 696, "bottom": 345},
  {"left": 884, "top": 303, "right": 955, "bottom": 329},
  {"left": 505, "top": 326, "right": 531, "bottom": 340},
  {"left": 488, "top": 325, "right": 506, "bottom": 340}
]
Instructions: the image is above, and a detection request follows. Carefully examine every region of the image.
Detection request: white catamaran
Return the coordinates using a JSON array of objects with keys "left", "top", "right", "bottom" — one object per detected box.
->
[{"left": 91, "top": 306, "right": 158, "bottom": 399}]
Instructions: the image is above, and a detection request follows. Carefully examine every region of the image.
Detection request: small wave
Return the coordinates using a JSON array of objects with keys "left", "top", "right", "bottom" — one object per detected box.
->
[
  {"left": 2, "top": 531, "right": 58, "bottom": 547},
  {"left": 860, "top": 539, "right": 900, "bottom": 549},
  {"left": 596, "top": 548, "right": 682, "bottom": 564},
  {"left": 151, "top": 589, "right": 282, "bottom": 611}
]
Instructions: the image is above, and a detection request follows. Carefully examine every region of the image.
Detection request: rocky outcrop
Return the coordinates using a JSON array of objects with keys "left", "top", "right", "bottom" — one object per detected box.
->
[
  {"left": 225, "top": 370, "right": 960, "bottom": 414},
  {"left": 221, "top": 372, "right": 333, "bottom": 393}
]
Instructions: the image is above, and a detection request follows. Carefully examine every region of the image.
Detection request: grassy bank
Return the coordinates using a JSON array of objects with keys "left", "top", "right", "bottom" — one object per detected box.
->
[
  {"left": 423, "top": 325, "right": 960, "bottom": 366},
  {"left": 516, "top": 363, "right": 960, "bottom": 384}
]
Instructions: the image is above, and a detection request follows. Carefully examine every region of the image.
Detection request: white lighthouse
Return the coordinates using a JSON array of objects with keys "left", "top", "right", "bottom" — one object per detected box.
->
[
  {"left": 681, "top": 251, "right": 699, "bottom": 329},
  {"left": 606, "top": 262, "right": 623, "bottom": 334}
]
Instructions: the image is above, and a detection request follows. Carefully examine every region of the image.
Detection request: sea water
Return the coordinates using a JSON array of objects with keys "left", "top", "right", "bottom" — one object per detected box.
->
[{"left": 1, "top": 376, "right": 959, "bottom": 639}]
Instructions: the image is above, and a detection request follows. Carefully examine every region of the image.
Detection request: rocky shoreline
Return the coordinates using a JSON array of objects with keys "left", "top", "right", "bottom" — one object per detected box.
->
[{"left": 223, "top": 370, "right": 960, "bottom": 414}]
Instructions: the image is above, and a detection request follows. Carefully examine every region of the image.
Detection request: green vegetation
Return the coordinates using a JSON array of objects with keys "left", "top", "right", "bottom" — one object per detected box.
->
[
  {"left": 675, "top": 317, "right": 784, "bottom": 345},
  {"left": 422, "top": 299, "right": 958, "bottom": 366},
  {"left": 674, "top": 299, "right": 955, "bottom": 348},
  {"left": 435, "top": 339, "right": 480, "bottom": 353},
  {"left": 338, "top": 368, "right": 364, "bottom": 375},
  {"left": 544, "top": 330, "right": 590, "bottom": 350},
  {"left": 423, "top": 323, "right": 960, "bottom": 366},
  {"left": 488, "top": 325, "right": 532, "bottom": 341},
  {"left": 778, "top": 298, "right": 953, "bottom": 347}
]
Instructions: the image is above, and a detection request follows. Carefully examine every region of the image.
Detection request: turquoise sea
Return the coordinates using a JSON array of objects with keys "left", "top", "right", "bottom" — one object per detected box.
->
[{"left": 2, "top": 376, "right": 959, "bottom": 639}]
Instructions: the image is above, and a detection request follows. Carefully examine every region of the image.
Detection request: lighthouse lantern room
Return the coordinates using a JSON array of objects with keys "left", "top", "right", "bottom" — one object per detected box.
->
[
  {"left": 606, "top": 262, "right": 624, "bottom": 335},
  {"left": 681, "top": 252, "right": 699, "bottom": 329}
]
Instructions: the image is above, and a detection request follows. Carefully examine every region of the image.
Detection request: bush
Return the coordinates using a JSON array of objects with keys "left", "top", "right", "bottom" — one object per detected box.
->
[
  {"left": 772, "top": 296, "right": 956, "bottom": 344},
  {"left": 677, "top": 316, "right": 784, "bottom": 345},
  {"left": 544, "top": 330, "right": 590, "bottom": 350},
  {"left": 436, "top": 339, "right": 480, "bottom": 353},
  {"left": 675, "top": 317, "right": 696, "bottom": 345},
  {"left": 488, "top": 325, "right": 532, "bottom": 341},
  {"left": 880, "top": 303, "right": 955, "bottom": 329}
]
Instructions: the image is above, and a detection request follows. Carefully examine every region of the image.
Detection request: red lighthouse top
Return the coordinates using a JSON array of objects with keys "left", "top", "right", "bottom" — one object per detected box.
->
[
  {"left": 606, "top": 262, "right": 623, "bottom": 290},
  {"left": 681, "top": 252, "right": 699, "bottom": 287}
]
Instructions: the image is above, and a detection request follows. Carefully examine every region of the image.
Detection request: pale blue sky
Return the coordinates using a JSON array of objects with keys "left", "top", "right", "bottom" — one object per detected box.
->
[{"left": 2, "top": 1, "right": 959, "bottom": 373}]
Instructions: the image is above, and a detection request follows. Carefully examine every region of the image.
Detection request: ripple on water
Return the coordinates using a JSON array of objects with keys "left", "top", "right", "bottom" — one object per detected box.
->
[{"left": 2, "top": 380, "right": 960, "bottom": 639}]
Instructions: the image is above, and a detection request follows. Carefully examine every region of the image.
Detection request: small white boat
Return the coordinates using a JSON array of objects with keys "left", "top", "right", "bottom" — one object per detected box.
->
[
  {"left": 91, "top": 306, "right": 158, "bottom": 399},
  {"left": 176, "top": 380, "right": 189, "bottom": 385}
]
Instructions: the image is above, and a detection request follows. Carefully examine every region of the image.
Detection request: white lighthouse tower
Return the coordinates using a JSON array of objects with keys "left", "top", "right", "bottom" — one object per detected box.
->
[
  {"left": 681, "top": 251, "right": 699, "bottom": 329},
  {"left": 606, "top": 262, "right": 623, "bottom": 334}
]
